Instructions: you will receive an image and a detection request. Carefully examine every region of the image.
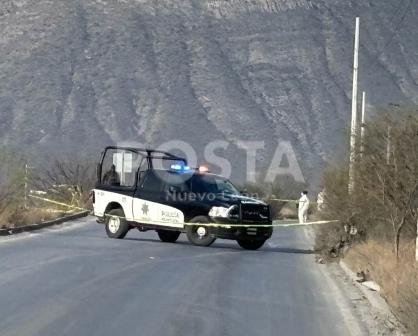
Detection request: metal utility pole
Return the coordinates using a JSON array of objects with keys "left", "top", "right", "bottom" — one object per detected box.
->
[
  {"left": 24, "top": 164, "right": 35, "bottom": 209},
  {"left": 24, "top": 164, "right": 29, "bottom": 209},
  {"left": 348, "top": 17, "right": 360, "bottom": 193},
  {"left": 416, "top": 215, "right": 418, "bottom": 262},
  {"left": 360, "top": 91, "right": 366, "bottom": 158},
  {"left": 386, "top": 126, "right": 391, "bottom": 164}
]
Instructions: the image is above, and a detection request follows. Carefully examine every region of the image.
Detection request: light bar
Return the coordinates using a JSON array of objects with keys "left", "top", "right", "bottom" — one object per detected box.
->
[
  {"left": 198, "top": 165, "right": 209, "bottom": 173},
  {"left": 170, "top": 164, "right": 190, "bottom": 172}
]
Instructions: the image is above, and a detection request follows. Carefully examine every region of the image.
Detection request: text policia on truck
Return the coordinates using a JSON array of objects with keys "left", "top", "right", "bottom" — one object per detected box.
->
[{"left": 93, "top": 147, "right": 273, "bottom": 250}]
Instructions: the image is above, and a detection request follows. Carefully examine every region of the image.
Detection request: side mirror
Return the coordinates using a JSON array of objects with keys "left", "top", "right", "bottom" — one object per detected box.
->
[{"left": 168, "top": 185, "right": 180, "bottom": 194}]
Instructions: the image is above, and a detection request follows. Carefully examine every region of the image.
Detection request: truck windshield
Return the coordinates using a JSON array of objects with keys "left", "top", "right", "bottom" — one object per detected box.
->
[{"left": 191, "top": 174, "right": 239, "bottom": 195}]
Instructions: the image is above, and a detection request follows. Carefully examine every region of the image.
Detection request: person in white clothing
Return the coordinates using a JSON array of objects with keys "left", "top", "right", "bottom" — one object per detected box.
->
[{"left": 298, "top": 190, "right": 310, "bottom": 223}]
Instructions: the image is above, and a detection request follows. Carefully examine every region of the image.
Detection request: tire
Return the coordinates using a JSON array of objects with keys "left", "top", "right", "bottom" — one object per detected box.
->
[
  {"left": 105, "top": 208, "right": 130, "bottom": 239},
  {"left": 186, "top": 216, "right": 216, "bottom": 247},
  {"left": 237, "top": 239, "right": 266, "bottom": 250},
  {"left": 157, "top": 230, "right": 181, "bottom": 243}
]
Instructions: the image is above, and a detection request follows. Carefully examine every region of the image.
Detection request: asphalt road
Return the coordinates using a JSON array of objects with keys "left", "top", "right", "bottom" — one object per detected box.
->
[{"left": 0, "top": 217, "right": 367, "bottom": 336}]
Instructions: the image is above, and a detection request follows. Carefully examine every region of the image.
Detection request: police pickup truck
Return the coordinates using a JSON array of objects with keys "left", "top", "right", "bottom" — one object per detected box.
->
[{"left": 93, "top": 147, "right": 273, "bottom": 250}]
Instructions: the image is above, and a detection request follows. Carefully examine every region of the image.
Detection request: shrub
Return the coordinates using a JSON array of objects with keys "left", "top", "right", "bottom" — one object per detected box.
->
[
  {"left": 0, "top": 148, "right": 25, "bottom": 226},
  {"left": 316, "top": 108, "right": 418, "bottom": 258}
]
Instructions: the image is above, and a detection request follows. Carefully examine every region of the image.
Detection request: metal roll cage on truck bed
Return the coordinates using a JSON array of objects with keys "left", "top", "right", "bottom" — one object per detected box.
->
[
  {"left": 96, "top": 146, "right": 187, "bottom": 183},
  {"left": 93, "top": 146, "right": 273, "bottom": 250}
]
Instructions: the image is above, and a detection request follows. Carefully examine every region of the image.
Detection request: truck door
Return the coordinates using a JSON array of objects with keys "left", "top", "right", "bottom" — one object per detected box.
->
[{"left": 133, "top": 170, "right": 184, "bottom": 228}]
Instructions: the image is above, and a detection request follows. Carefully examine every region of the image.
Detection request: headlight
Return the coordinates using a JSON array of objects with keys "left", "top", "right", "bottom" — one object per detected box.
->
[{"left": 209, "top": 206, "right": 234, "bottom": 218}]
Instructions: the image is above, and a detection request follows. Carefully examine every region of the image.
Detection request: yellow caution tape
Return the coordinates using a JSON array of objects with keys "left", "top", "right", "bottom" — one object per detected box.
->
[
  {"left": 268, "top": 198, "right": 317, "bottom": 204},
  {"left": 104, "top": 214, "right": 338, "bottom": 228},
  {"left": 28, "top": 194, "right": 89, "bottom": 212},
  {"left": 269, "top": 220, "right": 338, "bottom": 227},
  {"left": 156, "top": 219, "right": 337, "bottom": 228},
  {"left": 29, "top": 194, "right": 338, "bottom": 228}
]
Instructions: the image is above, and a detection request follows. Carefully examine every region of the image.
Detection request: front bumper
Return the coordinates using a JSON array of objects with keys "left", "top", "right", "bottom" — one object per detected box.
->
[
  {"left": 213, "top": 226, "right": 273, "bottom": 240},
  {"left": 209, "top": 200, "right": 273, "bottom": 241},
  {"left": 210, "top": 218, "right": 273, "bottom": 241}
]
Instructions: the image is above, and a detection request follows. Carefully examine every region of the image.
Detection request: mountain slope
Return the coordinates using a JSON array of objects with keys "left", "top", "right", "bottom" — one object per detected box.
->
[{"left": 1, "top": 0, "right": 417, "bottom": 184}]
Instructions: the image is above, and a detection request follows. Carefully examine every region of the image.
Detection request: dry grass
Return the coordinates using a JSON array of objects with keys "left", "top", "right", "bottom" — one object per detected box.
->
[
  {"left": 315, "top": 221, "right": 349, "bottom": 257},
  {"left": 345, "top": 240, "right": 418, "bottom": 334},
  {"left": 278, "top": 204, "right": 297, "bottom": 219},
  {"left": 0, "top": 208, "right": 66, "bottom": 229}
]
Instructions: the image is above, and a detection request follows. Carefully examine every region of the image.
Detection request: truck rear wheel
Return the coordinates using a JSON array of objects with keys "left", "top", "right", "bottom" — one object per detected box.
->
[
  {"left": 105, "top": 208, "right": 130, "bottom": 239},
  {"left": 157, "top": 230, "right": 181, "bottom": 243},
  {"left": 237, "top": 239, "right": 266, "bottom": 250},
  {"left": 186, "top": 216, "right": 216, "bottom": 247}
]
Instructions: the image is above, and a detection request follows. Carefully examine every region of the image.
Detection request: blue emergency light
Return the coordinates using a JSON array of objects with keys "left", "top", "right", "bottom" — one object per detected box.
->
[{"left": 170, "top": 164, "right": 190, "bottom": 172}]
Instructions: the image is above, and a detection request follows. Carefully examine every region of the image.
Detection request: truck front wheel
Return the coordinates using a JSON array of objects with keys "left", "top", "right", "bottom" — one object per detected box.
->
[
  {"left": 186, "top": 216, "right": 216, "bottom": 247},
  {"left": 105, "top": 208, "right": 130, "bottom": 239},
  {"left": 237, "top": 239, "right": 266, "bottom": 250}
]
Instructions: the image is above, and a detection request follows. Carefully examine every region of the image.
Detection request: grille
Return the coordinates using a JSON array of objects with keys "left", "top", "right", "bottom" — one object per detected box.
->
[{"left": 240, "top": 203, "right": 270, "bottom": 223}]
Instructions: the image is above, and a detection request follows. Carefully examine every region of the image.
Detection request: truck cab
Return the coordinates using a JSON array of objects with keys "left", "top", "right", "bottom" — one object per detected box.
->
[{"left": 93, "top": 147, "right": 273, "bottom": 250}]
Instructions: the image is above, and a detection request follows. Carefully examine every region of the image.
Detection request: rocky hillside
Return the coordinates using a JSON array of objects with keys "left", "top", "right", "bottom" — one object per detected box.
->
[{"left": 1, "top": 0, "right": 417, "bottom": 185}]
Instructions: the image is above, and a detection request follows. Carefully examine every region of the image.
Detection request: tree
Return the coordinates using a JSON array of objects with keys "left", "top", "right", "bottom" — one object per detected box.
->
[
  {"left": 317, "top": 108, "right": 418, "bottom": 258},
  {"left": 356, "top": 112, "right": 418, "bottom": 257},
  {"left": 0, "top": 148, "right": 25, "bottom": 223},
  {"left": 33, "top": 158, "right": 96, "bottom": 210}
]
